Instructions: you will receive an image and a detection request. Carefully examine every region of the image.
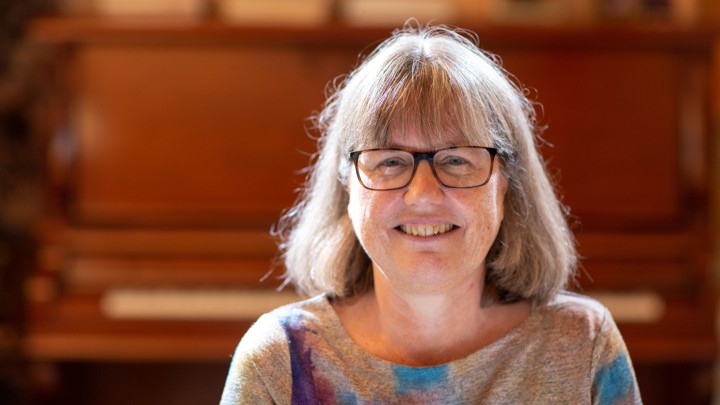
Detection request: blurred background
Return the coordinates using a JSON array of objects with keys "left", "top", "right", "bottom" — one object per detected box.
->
[{"left": 0, "top": 0, "right": 718, "bottom": 403}]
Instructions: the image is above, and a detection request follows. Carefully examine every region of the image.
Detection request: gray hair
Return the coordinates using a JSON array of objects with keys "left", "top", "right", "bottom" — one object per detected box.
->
[{"left": 275, "top": 24, "right": 577, "bottom": 305}]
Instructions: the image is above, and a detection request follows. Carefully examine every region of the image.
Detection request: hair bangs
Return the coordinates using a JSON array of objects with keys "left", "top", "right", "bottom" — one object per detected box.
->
[{"left": 351, "top": 53, "right": 496, "bottom": 152}]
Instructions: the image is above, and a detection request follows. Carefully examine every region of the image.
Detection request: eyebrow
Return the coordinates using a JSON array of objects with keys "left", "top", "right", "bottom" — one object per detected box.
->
[
  {"left": 381, "top": 139, "right": 466, "bottom": 151},
  {"left": 367, "top": 144, "right": 485, "bottom": 153},
  {"left": 380, "top": 131, "right": 474, "bottom": 151}
]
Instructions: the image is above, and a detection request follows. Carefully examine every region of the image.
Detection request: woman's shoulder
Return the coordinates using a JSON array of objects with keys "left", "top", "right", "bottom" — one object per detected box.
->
[
  {"left": 533, "top": 291, "right": 612, "bottom": 338},
  {"left": 241, "top": 294, "right": 334, "bottom": 348},
  {"left": 263, "top": 293, "right": 333, "bottom": 328},
  {"left": 222, "top": 295, "right": 331, "bottom": 404},
  {"left": 237, "top": 295, "right": 330, "bottom": 351},
  {"left": 545, "top": 290, "right": 608, "bottom": 312}
]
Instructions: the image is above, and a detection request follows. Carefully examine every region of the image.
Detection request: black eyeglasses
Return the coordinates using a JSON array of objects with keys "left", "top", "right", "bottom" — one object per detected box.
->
[{"left": 349, "top": 146, "right": 498, "bottom": 191}]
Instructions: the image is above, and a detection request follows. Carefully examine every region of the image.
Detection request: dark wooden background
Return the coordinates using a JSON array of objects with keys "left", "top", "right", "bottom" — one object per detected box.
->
[{"left": 4, "top": 16, "right": 717, "bottom": 404}]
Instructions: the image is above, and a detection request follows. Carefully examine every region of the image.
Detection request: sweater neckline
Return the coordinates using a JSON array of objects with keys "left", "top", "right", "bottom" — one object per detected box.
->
[{"left": 315, "top": 294, "right": 543, "bottom": 369}]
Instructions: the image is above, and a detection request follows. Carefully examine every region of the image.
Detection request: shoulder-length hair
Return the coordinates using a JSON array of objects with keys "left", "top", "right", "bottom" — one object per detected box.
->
[{"left": 275, "top": 24, "right": 577, "bottom": 305}]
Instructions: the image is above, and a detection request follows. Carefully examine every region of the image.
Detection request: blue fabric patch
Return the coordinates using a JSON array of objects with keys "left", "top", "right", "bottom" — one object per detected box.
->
[
  {"left": 594, "top": 353, "right": 633, "bottom": 404},
  {"left": 393, "top": 365, "right": 449, "bottom": 395},
  {"left": 337, "top": 391, "right": 358, "bottom": 405}
]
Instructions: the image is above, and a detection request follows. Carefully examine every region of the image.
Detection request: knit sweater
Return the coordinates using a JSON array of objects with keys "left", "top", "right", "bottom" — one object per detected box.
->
[{"left": 221, "top": 291, "right": 642, "bottom": 404}]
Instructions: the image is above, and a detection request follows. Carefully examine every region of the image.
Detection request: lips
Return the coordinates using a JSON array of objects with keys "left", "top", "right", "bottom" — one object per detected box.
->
[{"left": 398, "top": 223, "right": 455, "bottom": 237}]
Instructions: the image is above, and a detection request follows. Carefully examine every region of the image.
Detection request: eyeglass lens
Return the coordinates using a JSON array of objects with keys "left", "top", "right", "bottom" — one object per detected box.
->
[{"left": 354, "top": 147, "right": 494, "bottom": 190}]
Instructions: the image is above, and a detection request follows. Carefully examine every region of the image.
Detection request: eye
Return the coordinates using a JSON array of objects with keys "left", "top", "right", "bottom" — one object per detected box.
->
[
  {"left": 443, "top": 156, "right": 468, "bottom": 165},
  {"left": 374, "top": 156, "right": 412, "bottom": 175},
  {"left": 379, "top": 158, "right": 405, "bottom": 167},
  {"left": 438, "top": 155, "right": 470, "bottom": 166},
  {"left": 361, "top": 151, "right": 413, "bottom": 172}
]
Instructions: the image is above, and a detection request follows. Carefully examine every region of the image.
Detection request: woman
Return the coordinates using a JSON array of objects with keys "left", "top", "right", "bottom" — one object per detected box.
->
[{"left": 221, "top": 24, "right": 641, "bottom": 404}]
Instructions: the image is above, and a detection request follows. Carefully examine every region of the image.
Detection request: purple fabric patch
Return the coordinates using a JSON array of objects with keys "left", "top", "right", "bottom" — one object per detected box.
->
[{"left": 279, "top": 313, "right": 317, "bottom": 404}]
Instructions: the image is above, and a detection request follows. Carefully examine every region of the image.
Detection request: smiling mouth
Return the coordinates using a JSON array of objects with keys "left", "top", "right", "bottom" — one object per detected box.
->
[{"left": 398, "top": 224, "right": 456, "bottom": 237}]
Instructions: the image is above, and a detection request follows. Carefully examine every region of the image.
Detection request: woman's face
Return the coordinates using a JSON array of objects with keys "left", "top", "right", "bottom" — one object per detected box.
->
[{"left": 347, "top": 128, "right": 508, "bottom": 296}]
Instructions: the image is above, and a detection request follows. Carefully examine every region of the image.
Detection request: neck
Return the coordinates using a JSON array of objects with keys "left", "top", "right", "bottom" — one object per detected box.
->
[
  {"left": 333, "top": 268, "right": 531, "bottom": 367},
  {"left": 370, "top": 277, "right": 488, "bottom": 365},
  {"left": 377, "top": 278, "right": 481, "bottom": 328}
]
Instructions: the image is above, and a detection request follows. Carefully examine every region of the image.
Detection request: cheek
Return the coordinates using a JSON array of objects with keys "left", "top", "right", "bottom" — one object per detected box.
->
[
  {"left": 496, "top": 175, "right": 508, "bottom": 221},
  {"left": 347, "top": 179, "right": 378, "bottom": 235},
  {"left": 486, "top": 173, "right": 507, "bottom": 222},
  {"left": 467, "top": 176, "right": 507, "bottom": 236},
  {"left": 494, "top": 186, "right": 505, "bottom": 224},
  {"left": 347, "top": 180, "right": 397, "bottom": 251}
]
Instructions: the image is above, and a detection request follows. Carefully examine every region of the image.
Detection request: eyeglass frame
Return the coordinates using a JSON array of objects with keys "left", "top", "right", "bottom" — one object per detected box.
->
[{"left": 348, "top": 146, "right": 499, "bottom": 191}]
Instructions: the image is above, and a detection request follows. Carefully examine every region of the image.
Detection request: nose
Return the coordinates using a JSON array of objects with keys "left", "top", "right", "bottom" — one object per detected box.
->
[{"left": 403, "top": 161, "right": 444, "bottom": 206}]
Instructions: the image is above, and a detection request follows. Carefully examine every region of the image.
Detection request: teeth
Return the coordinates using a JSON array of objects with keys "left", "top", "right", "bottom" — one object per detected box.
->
[{"left": 400, "top": 224, "right": 454, "bottom": 237}]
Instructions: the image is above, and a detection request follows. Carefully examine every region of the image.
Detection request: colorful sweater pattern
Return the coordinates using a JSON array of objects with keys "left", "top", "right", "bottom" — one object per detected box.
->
[{"left": 221, "top": 292, "right": 642, "bottom": 404}]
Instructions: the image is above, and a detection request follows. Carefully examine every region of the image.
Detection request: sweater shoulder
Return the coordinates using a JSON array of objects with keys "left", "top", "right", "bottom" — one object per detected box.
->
[{"left": 539, "top": 291, "right": 610, "bottom": 337}]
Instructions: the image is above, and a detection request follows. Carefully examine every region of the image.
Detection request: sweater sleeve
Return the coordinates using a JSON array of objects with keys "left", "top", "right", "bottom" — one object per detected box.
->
[
  {"left": 220, "top": 314, "right": 293, "bottom": 405},
  {"left": 590, "top": 309, "right": 643, "bottom": 405}
]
